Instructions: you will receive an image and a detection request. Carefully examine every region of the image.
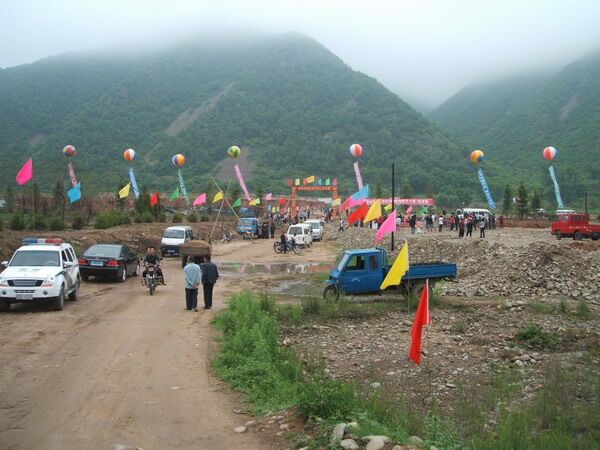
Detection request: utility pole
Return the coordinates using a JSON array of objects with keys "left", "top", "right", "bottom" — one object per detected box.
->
[
  {"left": 584, "top": 192, "right": 588, "bottom": 216},
  {"left": 391, "top": 162, "right": 395, "bottom": 251}
]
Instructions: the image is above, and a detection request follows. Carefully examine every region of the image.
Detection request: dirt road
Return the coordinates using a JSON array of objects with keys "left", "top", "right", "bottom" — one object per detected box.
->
[{"left": 0, "top": 237, "right": 333, "bottom": 450}]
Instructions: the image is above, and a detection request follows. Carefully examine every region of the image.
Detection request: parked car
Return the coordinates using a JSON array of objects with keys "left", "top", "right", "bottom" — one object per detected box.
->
[
  {"left": 0, "top": 237, "right": 80, "bottom": 311},
  {"left": 79, "top": 244, "right": 140, "bottom": 282},
  {"left": 304, "top": 219, "right": 324, "bottom": 241},
  {"left": 286, "top": 223, "right": 313, "bottom": 247},
  {"left": 161, "top": 226, "right": 193, "bottom": 256},
  {"left": 551, "top": 213, "right": 600, "bottom": 240}
]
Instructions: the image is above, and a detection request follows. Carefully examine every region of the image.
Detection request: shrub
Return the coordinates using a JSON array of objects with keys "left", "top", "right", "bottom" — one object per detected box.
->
[
  {"left": 94, "top": 210, "right": 131, "bottom": 229},
  {"left": 28, "top": 213, "right": 47, "bottom": 230},
  {"left": 158, "top": 213, "right": 166, "bottom": 223},
  {"left": 515, "top": 324, "right": 559, "bottom": 350},
  {"left": 301, "top": 296, "right": 321, "bottom": 315},
  {"left": 48, "top": 216, "right": 64, "bottom": 231},
  {"left": 172, "top": 213, "right": 182, "bottom": 223},
  {"left": 10, "top": 213, "right": 25, "bottom": 230},
  {"left": 188, "top": 213, "right": 198, "bottom": 223},
  {"left": 71, "top": 215, "right": 84, "bottom": 230},
  {"left": 200, "top": 215, "right": 209, "bottom": 222},
  {"left": 575, "top": 298, "right": 591, "bottom": 318},
  {"left": 298, "top": 377, "right": 358, "bottom": 420}
]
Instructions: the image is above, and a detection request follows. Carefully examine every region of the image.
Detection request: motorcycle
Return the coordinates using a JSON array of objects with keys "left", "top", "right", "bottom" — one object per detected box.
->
[
  {"left": 144, "top": 263, "right": 159, "bottom": 295},
  {"left": 273, "top": 239, "right": 300, "bottom": 255},
  {"left": 220, "top": 230, "right": 234, "bottom": 243}
]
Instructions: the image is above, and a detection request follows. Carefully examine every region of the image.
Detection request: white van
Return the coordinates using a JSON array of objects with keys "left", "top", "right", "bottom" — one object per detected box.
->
[
  {"left": 456, "top": 208, "right": 491, "bottom": 220},
  {"left": 556, "top": 209, "right": 576, "bottom": 215},
  {"left": 161, "top": 226, "right": 193, "bottom": 256},
  {"left": 304, "top": 219, "right": 324, "bottom": 241},
  {"left": 287, "top": 224, "right": 313, "bottom": 247}
]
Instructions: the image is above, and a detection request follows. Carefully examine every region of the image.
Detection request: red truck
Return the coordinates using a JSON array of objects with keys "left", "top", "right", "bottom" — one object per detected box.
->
[{"left": 551, "top": 213, "right": 600, "bottom": 240}]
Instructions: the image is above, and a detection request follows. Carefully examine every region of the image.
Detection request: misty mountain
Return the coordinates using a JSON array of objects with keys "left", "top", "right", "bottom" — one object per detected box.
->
[
  {"left": 430, "top": 51, "right": 600, "bottom": 208},
  {"left": 1, "top": 33, "right": 477, "bottom": 203}
]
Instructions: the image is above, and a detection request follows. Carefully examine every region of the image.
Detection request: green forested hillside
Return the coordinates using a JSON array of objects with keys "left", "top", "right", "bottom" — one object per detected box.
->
[
  {"left": 430, "top": 51, "right": 600, "bottom": 209},
  {"left": 1, "top": 33, "right": 479, "bottom": 204}
]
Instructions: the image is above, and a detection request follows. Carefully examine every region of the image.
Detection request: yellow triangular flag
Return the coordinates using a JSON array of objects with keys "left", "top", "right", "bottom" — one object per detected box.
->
[
  {"left": 212, "top": 191, "right": 223, "bottom": 203},
  {"left": 306, "top": 175, "right": 315, "bottom": 184},
  {"left": 332, "top": 198, "right": 341, "bottom": 206},
  {"left": 380, "top": 243, "right": 409, "bottom": 290},
  {"left": 364, "top": 199, "right": 382, "bottom": 223},
  {"left": 384, "top": 203, "right": 393, "bottom": 212},
  {"left": 118, "top": 183, "right": 131, "bottom": 199}
]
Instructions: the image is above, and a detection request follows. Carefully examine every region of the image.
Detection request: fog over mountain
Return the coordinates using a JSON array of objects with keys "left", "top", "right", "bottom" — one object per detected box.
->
[{"left": 2, "top": 0, "right": 600, "bottom": 110}]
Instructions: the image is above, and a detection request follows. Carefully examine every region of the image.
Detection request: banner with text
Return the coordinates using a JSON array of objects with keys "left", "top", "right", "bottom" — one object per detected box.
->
[
  {"left": 234, "top": 164, "right": 252, "bottom": 200},
  {"left": 353, "top": 162, "right": 364, "bottom": 190},
  {"left": 67, "top": 163, "right": 78, "bottom": 188},
  {"left": 477, "top": 168, "right": 496, "bottom": 210},
  {"left": 128, "top": 168, "right": 140, "bottom": 199},
  {"left": 548, "top": 165, "right": 565, "bottom": 209},
  {"left": 177, "top": 169, "right": 189, "bottom": 205}
]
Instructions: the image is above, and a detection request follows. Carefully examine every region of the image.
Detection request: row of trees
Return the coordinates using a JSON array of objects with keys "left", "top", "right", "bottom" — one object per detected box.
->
[{"left": 502, "top": 182, "right": 543, "bottom": 219}]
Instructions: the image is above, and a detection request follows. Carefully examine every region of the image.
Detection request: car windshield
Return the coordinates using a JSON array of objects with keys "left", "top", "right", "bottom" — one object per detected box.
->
[
  {"left": 84, "top": 245, "right": 121, "bottom": 258},
  {"left": 11, "top": 250, "right": 60, "bottom": 267},
  {"left": 308, "top": 223, "right": 320, "bottom": 230},
  {"left": 288, "top": 226, "right": 302, "bottom": 235},
  {"left": 163, "top": 230, "right": 185, "bottom": 239},
  {"left": 239, "top": 219, "right": 255, "bottom": 226},
  {"left": 336, "top": 254, "right": 350, "bottom": 272}
]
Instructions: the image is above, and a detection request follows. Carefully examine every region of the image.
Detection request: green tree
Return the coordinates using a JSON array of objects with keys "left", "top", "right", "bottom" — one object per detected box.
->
[
  {"left": 401, "top": 181, "right": 412, "bottom": 199},
  {"left": 502, "top": 184, "right": 513, "bottom": 217},
  {"left": 425, "top": 179, "right": 434, "bottom": 200},
  {"left": 374, "top": 182, "right": 384, "bottom": 199},
  {"left": 53, "top": 179, "right": 66, "bottom": 221},
  {"left": 4, "top": 184, "right": 15, "bottom": 213},
  {"left": 530, "top": 189, "right": 541, "bottom": 215},
  {"left": 515, "top": 182, "right": 528, "bottom": 220}
]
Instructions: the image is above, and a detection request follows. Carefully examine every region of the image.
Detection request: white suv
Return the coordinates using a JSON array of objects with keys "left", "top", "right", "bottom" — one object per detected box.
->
[{"left": 0, "top": 238, "right": 80, "bottom": 312}]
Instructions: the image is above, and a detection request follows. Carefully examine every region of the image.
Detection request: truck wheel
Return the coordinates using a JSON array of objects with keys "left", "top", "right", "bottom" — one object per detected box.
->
[
  {"left": 592, "top": 233, "right": 599, "bottom": 241},
  {"left": 574, "top": 231, "right": 582, "bottom": 241},
  {"left": 0, "top": 301, "right": 10, "bottom": 312},
  {"left": 323, "top": 285, "right": 339, "bottom": 301},
  {"left": 51, "top": 287, "right": 65, "bottom": 311},
  {"left": 555, "top": 231, "right": 561, "bottom": 240},
  {"left": 68, "top": 279, "right": 80, "bottom": 301}
]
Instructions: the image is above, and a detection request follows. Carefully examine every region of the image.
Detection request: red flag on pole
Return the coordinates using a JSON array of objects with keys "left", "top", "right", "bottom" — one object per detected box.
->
[
  {"left": 150, "top": 192, "right": 159, "bottom": 206},
  {"left": 16, "top": 158, "right": 33, "bottom": 185},
  {"left": 348, "top": 202, "right": 369, "bottom": 225},
  {"left": 408, "top": 279, "right": 431, "bottom": 365}
]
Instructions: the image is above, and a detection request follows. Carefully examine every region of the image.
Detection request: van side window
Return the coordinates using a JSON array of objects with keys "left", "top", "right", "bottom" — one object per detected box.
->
[
  {"left": 346, "top": 255, "right": 365, "bottom": 271},
  {"left": 61, "top": 249, "right": 72, "bottom": 263}
]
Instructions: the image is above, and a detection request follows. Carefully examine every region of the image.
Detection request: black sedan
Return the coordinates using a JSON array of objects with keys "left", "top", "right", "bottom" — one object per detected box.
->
[{"left": 79, "top": 244, "right": 140, "bottom": 282}]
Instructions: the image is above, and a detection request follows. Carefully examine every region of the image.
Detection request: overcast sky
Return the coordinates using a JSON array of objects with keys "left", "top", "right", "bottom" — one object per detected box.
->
[{"left": 2, "top": 0, "right": 600, "bottom": 111}]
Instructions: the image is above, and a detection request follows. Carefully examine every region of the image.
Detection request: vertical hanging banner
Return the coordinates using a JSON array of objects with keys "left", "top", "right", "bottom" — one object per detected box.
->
[
  {"left": 548, "top": 165, "right": 565, "bottom": 209},
  {"left": 353, "top": 162, "right": 364, "bottom": 190},
  {"left": 67, "top": 163, "right": 78, "bottom": 188},
  {"left": 177, "top": 169, "right": 189, "bottom": 205},
  {"left": 128, "top": 168, "right": 140, "bottom": 199},
  {"left": 477, "top": 168, "right": 496, "bottom": 209},
  {"left": 234, "top": 164, "right": 252, "bottom": 200}
]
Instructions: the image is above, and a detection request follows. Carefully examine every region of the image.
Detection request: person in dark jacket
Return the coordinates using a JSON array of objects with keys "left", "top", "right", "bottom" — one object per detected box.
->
[
  {"left": 270, "top": 221, "right": 276, "bottom": 239},
  {"left": 201, "top": 256, "right": 219, "bottom": 309}
]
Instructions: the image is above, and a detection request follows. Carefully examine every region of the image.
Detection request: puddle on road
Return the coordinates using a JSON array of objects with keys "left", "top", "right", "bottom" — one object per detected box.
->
[{"left": 219, "top": 262, "right": 332, "bottom": 276}]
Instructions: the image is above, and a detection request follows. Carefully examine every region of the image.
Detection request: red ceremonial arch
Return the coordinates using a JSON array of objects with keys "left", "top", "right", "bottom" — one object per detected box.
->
[{"left": 290, "top": 185, "right": 339, "bottom": 213}]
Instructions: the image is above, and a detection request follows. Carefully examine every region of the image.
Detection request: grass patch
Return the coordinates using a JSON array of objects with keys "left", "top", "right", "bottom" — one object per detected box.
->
[{"left": 515, "top": 324, "right": 560, "bottom": 350}]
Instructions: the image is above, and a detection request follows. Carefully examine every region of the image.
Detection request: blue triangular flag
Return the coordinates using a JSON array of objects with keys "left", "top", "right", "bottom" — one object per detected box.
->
[
  {"left": 350, "top": 185, "right": 369, "bottom": 201},
  {"left": 67, "top": 183, "right": 81, "bottom": 203}
]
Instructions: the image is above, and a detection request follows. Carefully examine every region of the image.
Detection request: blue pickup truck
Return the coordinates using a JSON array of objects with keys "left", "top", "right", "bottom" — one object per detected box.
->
[
  {"left": 323, "top": 247, "right": 457, "bottom": 300},
  {"left": 236, "top": 217, "right": 259, "bottom": 238}
]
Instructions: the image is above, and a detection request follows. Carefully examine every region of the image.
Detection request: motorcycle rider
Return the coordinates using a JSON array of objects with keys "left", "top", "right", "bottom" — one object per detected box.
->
[{"left": 141, "top": 246, "right": 165, "bottom": 285}]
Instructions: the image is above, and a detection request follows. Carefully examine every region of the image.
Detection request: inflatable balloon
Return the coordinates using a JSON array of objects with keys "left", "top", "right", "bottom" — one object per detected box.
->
[
  {"left": 227, "top": 145, "right": 241, "bottom": 158},
  {"left": 62, "top": 145, "right": 76, "bottom": 157},
  {"left": 171, "top": 153, "right": 186, "bottom": 168},
  {"left": 349, "top": 144, "right": 363, "bottom": 157},
  {"left": 123, "top": 148, "right": 136, "bottom": 161},
  {"left": 543, "top": 146, "right": 557, "bottom": 161},
  {"left": 470, "top": 149, "right": 485, "bottom": 164}
]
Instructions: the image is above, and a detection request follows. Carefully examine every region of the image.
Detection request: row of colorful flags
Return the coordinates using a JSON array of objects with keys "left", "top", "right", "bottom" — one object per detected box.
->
[{"left": 287, "top": 177, "right": 338, "bottom": 187}]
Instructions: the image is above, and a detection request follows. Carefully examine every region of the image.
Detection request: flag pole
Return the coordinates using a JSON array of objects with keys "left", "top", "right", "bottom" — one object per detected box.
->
[
  {"left": 209, "top": 176, "right": 241, "bottom": 221},
  {"left": 32, "top": 182, "right": 36, "bottom": 231},
  {"left": 209, "top": 181, "right": 231, "bottom": 242},
  {"left": 391, "top": 162, "right": 395, "bottom": 251}
]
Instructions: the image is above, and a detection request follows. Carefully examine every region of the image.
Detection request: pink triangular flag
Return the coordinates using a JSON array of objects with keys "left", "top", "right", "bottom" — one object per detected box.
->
[
  {"left": 406, "top": 205, "right": 413, "bottom": 214},
  {"left": 192, "top": 193, "right": 206, "bottom": 207},
  {"left": 264, "top": 193, "right": 273, "bottom": 201},
  {"left": 16, "top": 158, "right": 33, "bottom": 186},
  {"left": 375, "top": 210, "right": 397, "bottom": 242}
]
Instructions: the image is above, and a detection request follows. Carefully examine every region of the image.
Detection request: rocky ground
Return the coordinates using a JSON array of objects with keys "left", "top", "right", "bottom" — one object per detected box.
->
[{"left": 278, "top": 224, "right": 599, "bottom": 447}]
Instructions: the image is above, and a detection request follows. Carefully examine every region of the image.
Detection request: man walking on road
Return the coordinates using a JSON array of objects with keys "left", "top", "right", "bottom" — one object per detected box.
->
[
  {"left": 201, "top": 255, "right": 219, "bottom": 310},
  {"left": 183, "top": 256, "right": 201, "bottom": 312}
]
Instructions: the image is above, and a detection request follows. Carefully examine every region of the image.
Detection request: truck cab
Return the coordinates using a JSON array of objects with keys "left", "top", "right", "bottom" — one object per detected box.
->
[
  {"left": 237, "top": 217, "right": 259, "bottom": 237},
  {"left": 551, "top": 213, "right": 600, "bottom": 240}
]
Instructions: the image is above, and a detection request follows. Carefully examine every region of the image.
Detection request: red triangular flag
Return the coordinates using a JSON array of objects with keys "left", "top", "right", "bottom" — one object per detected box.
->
[
  {"left": 408, "top": 279, "right": 431, "bottom": 365},
  {"left": 150, "top": 192, "right": 159, "bottom": 206},
  {"left": 16, "top": 158, "right": 33, "bottom": 185},
  {"left": 348, "top": 202, "right": 369, "bottom": 225}
]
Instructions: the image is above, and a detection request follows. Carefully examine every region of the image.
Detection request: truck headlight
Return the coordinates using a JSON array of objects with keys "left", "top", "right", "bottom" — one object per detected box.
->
[
  {"left": 41, "top": 276, "right": 56, "bottom": 287},
  {"left": 0, "top": 276, "right": 7, "bottom": 287}
]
